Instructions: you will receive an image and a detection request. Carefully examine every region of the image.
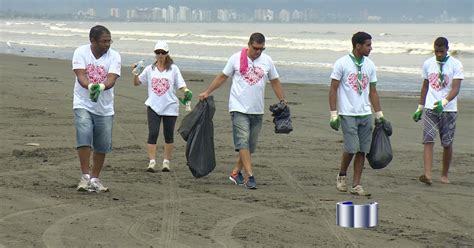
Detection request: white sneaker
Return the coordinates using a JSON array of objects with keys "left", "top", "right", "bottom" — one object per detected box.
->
[
  {"left": 350, "top": 185, "right": 371, "bottom": 196},
  {"left": 147, "top": 160, "right": 156, "bottom": 173},
  {"left": 162, "top": 160, "right": 170, "bottom": 172},
  {"left": 77, "top": 174, "right": 90, "bottom": 192},
  {"left": 336, "top": 174, "right": 348, "bottom": 192},
  {"left": 88, "top": 178, "right": 109, "bottom": 192}
]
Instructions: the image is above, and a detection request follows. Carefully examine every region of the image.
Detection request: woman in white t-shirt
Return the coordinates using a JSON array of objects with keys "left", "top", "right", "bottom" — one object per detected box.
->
[{"left": 132, "top": 41, "right": 192, "bottom": 172}]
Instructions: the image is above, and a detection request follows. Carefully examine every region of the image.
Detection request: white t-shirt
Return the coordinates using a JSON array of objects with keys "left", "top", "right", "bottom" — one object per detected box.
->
[
  {"left": 72, "top": 44, "right": 121, "bottom": 116},
  {"left": 422, "top": 56, "right": 464, "bottom": 112},
  {"left": 330, "top": 54, "right": 377, "bottom": 116},
  {"left": 223, "top": 52, "right": 279, "bottom": 114},
  {"left": 138, "top": 64, "right": 186, "bottom": 116}
]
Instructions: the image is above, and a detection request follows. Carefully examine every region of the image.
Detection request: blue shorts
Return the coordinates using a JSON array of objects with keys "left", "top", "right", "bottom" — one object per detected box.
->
[
  {"left": 74, "top": 108, "right": 114, "bottom": 153},
  {"left": 340, "top": 115, "right": 373, "bottom": 154},
  {"left": 231, "top": 112, "right": 263, "bottom": 154}
]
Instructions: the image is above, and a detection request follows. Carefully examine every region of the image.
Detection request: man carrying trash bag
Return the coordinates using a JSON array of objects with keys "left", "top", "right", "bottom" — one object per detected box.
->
[
  {"left": 198, "top": 32, "right": 287, "bottom": 189},
  {"left": 328, "top": 32, "right": 389, "bottom": 197}
]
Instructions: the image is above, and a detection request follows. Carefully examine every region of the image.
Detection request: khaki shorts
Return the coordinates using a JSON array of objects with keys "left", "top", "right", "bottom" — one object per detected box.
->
[{"left": 340, "top": 115, "right": 373, "bottom": 154}]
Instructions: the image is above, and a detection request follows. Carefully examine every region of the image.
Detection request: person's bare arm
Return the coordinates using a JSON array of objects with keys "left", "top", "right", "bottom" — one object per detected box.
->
[{"left": 198, "top": 73, "right": 229, "bottom": 100}]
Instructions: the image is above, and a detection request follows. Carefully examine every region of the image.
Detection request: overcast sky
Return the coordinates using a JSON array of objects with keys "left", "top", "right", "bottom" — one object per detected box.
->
[{"left": 1, "top": 0, "right": 473, "bottom": 19}]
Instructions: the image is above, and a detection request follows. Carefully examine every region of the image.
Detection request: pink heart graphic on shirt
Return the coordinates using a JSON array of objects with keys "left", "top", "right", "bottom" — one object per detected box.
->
[
  {"left": 347, "top": 73, "right": 369, "bottom": 93},
  {"left": 151, "top": 77, "right": 170, "bottom": 96},
  {"left": 428, "top": 73, "right": 449, "bottom": 92},
  {"left": 86, "top": 64, "right": 107, "bottom": 83},
  {"left": 242, "top": 66, "right": 264, "bottom": 86}
]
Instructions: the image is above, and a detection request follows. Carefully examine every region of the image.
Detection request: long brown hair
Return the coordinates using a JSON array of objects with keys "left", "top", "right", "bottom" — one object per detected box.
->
[{"left": 155, "top": 55, "right": 174, "bottom": 71}]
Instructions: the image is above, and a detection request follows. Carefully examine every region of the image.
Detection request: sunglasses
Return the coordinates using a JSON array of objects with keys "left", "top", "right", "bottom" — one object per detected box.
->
[
  {"left": 251, "top": 45, "right": 266, "bottom": 51},
  {"left": 155, "top": 50, "right": 169, "bottom": 55}
]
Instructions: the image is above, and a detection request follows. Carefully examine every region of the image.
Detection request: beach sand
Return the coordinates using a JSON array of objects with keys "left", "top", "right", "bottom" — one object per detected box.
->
[{"left": 0, "top": 53, "right": 473, "bottom": 247}]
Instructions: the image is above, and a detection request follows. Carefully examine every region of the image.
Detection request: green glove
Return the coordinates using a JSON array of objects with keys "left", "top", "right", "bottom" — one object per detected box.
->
[
  {"left": 433, "top": 99, "right": 448, "bottom": 114},
  {"left": 179, "top": 89, "right": 193, "bottom": 105},
  {"left": 90, "top": 89, "right": 100, "bottom": 102},
  {"left": 88, "top": 83, "right": 105, "bottom": 102},
  {"left": 329, "top": 111, "right": 340, "bottom": 131},
  {"left": 412, "top": 104, "right": 423, "bottom": 122}
]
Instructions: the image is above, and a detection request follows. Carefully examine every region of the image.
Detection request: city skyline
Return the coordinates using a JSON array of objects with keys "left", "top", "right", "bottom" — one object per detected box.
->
[{"left": 1, "top": 0, "right": 473, "bottom": 23}]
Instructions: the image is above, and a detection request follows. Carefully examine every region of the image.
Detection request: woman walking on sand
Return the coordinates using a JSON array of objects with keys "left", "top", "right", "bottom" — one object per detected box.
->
[{"left": 132, "top": 40, "right": 192, "bottom": 172}]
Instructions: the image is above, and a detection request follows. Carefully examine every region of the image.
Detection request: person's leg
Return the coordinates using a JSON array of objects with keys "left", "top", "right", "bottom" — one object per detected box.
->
[
  {"left": 91, "top": 152, "right": 106, "bottom": 178},
  {"left": 439, "top": 111, "right": 457, "bottom": 184},
  {"left": 441, "top": 144, "right": 452, "bottom": 183},
  {"left": 423, "top": 143, "right": 434, "bottom": 181},
  {"left": 162, "top": 116, "right": 177, "bottom": 161},
  {"left": 352, "top": 152, "right": 365, "bottom": 187},
  {"left": 353, "top": 116, "right": 372, "bottom": 187},
  {"left": 339, "top": 116, "right": 359, "bottom": 176},
  {"left": 232, "top": 156, "right": 243, "bottom": 175},
  {"left": 74, "top": 109, "right": 94, "bottom": 176},
  {"left": 77, "top": 147, "right": 91, "bottom": 174},
  {"left": 421, "top": 109, "right": 439, "bottom": 184},
  {"left": 147, "top": 107, "right": 161, "bottom": 161},
  {"left": 91, "top": 113, "right": 114, "bottom": 177},
  {"left": 244, "top": 114, "right": 263, "bottom": 179},
  {"left": 231, "top": 112, "right": 253, "bottom": 180},
  {"left": 89, "top": 113, "right": 113, "bottom": 192},
  {"left": 339, "top": 152, "right": 354, "bottom": 175},
  {"left": 239, "top": 149, "right": 252, "bottom": 178}
]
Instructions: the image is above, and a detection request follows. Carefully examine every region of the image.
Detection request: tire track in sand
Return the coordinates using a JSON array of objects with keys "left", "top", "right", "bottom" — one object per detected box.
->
[
  {"left": 0, "top": 203, "right": 70, "bottom": 222},
  {"left": 210, "top": 209, "right": 284, "bottom": 247},
  {"left": 42, "top": 197, "right": 209, "bottom": 248},
  {"left": 157, "top": 170, "right": 186, "bottom": 248},
  {"left": 272, "top": 166, "right": 358, "bottom": 247}
]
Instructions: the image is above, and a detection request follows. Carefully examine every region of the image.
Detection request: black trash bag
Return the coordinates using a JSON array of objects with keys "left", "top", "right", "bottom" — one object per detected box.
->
[
  {"left": 178, "top": 96, "right": 216, "bottom": 178},
  {"left": 366, "top": 120, "right": 393, "bottom": 169},
  {"left": 269, "top": 102, "right": 293, "bottom": 134}
]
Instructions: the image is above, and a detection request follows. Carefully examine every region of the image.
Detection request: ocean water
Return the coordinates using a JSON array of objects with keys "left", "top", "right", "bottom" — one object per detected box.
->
[{"left": 1, "top": 20, "right": 472, "bottom": 98}]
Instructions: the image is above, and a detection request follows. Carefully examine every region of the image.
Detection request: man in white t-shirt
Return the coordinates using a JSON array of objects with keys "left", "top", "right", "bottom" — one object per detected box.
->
[
  {"left": 72, "top": 25, "right": 121, "bottom": 192},
  {"left": 329, "top": 32, "right": 387, "bottom": 196},
  {"left": 199, "top": 32, "right": 286, "bottom": 189},
  {"left": 412, "top": 37, "right": 464, "bottom": 185}
]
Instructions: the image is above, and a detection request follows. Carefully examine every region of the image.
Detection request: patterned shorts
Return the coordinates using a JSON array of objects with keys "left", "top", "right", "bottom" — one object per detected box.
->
[{"left": 422, "top": 109, "right": 457, "bottom": 147}]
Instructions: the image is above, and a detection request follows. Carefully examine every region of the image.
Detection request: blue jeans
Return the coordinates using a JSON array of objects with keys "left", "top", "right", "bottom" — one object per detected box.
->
[
  {"left": 231, "top": 111, "right": 263, "bottom": 154},
  {"left": 74, "top": 108, "right": 113, "bottom": 153}
]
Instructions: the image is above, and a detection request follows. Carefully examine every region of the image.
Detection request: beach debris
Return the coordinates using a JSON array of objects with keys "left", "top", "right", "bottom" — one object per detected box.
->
[
  {"left": 188, "top": 78, "right": 204, "bottom": 82},
  {"left": 25, "top": 143, "right": 40, "bottom": 146}
]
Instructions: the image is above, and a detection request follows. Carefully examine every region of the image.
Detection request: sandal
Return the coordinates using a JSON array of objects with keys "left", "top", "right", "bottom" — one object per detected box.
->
[{"left": 419, "top": 175, "right": 432, "bottom": 185}]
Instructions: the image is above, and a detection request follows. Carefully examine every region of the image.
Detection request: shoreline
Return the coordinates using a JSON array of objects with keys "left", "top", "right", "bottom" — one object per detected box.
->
[{"left": 2, "top": 52, "right": 472, "bottom": 101}]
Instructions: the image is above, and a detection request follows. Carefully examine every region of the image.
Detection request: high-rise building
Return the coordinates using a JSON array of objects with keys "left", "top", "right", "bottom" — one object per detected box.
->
[
  {"left": 110, "top": 8, "right": 120, "bottom": 18},
  {"left": 279, "top": 9, "right": 290, "bottom": 22},
  {"left": 168, "top": 5, "right": 176, "bottom": 22},
  {"left": 178, "top": 6, "right": 191, "bottom": 22},
  {"left": 152, "top": 7, "right": 162, "bottom": 21}
]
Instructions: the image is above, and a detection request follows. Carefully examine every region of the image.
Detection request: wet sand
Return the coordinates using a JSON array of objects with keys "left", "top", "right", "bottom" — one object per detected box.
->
[{"left": 0, "top": 54, "right": 473, "bottom": 247}]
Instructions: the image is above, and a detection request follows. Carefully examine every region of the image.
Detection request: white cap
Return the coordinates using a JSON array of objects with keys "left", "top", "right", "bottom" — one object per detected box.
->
[{"left": 154, "top": 41, "right": 169, "bottom": 52}]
